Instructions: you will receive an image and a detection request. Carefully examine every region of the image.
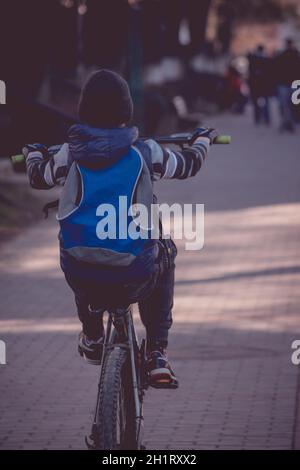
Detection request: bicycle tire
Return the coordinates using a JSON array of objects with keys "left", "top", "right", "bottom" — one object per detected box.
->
[{"left": 96, "top": 347, "right": 138, "bottom": 450}]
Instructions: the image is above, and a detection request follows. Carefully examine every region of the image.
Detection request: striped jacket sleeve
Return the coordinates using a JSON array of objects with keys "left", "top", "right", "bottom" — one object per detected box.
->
[
  {"left": 26, "top": 144, "right": 70, "bottom": 189},
  {"left": 144, "top": 136, "right": 211, "bottom": 181}
]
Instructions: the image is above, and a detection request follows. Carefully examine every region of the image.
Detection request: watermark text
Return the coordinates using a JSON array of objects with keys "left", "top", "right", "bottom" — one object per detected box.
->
[
  {"left": 0, "top": 80, "right": 6, "bottom": 104},
  {"left": 291, "top": 340, "right": 300, "bottom": 365},
  {"left": 95, "top": 197, "right": 204, "bottom": 251},
  {"left": 291, "top": 80, "right": 300, "bottom": 105},
  {"left": 0, "top": 340, "right": 6, "bottom": 365}
]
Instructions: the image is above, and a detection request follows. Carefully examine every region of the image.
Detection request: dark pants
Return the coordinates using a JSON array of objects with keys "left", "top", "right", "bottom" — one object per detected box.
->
[
  {"left": 278, "top": 85, "right": 295, "bottom": 131},
  {"left": 63, "top": 240, "right": 176, "bottom": 349},
  {"left": 252, "top": 95, "right": 270, "bottom": 125}
]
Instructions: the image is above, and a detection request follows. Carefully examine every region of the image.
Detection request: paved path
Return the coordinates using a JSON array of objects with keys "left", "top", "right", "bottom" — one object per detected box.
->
[{"left": 0, "top": 108, "right": 300, "bottom": 449}]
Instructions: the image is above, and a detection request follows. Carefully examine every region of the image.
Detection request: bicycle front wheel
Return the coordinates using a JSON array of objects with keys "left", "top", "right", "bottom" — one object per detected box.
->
[{"left": 96, "top": 347, "right": 138, "bottom": 450}]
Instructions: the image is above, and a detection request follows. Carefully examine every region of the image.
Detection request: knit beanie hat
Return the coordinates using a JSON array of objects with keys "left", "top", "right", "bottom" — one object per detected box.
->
[{"left": 78, "top": 69, "right": 134, "bottom": 128}]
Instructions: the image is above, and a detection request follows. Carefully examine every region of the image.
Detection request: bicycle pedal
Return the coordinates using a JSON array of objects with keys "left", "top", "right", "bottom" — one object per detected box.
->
[{"left": 150, "top": 378, "right": 179, "bottom": 390}]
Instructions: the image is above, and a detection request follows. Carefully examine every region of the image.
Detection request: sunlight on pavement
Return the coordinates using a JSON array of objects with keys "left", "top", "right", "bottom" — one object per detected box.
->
[
  {"left": 0, "top": 318, "right": 78, "bottom": 333},
  {"left": 6, "top": 250, "right": 60, "bottom": 274}
]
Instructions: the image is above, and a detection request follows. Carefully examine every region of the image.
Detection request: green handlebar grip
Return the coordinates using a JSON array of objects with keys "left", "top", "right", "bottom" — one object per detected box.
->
[
  {"left": 214, "top": 135, "right": 231, "bottom": 144},
  {"left": 11, "top": 154, "right": 25, "bottom": 163}
]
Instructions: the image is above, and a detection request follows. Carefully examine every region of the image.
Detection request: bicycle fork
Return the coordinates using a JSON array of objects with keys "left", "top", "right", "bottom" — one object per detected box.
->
[
  {"left": 86, "top": 313, "right": 115, "bottom": 450},
  {"left": 114, "top": 307, "right": 145, "bottom": 447},
  {"left": 126, "top": 309, "right": 144, "bottom": 447}
]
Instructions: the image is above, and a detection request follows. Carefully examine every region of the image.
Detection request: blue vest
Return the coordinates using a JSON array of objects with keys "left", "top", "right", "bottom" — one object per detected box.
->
[{"left": 58, "top": 147, "right": 153, "bottom": 266}]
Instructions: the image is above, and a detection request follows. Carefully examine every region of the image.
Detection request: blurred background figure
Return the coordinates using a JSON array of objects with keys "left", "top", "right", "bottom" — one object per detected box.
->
[
  {"left": 216, "top": 0, "right": 234, "bottom": 55},
  {"left": 275, "top": 38, "right": 300, "bottom": 132},
  {"left": 248, "top": 45, "right": 272, "bottom": 126},
  {"left": 224, "top": 64, "right": 248, "bottom": 114}
]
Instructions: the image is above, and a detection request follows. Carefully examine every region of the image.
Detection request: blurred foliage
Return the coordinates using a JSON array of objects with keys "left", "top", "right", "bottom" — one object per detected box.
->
[{"left": 218, "top": 0, "right": 299, "bottom": 22}]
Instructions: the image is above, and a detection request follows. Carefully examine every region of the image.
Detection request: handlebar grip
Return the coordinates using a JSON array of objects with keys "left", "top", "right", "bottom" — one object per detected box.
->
[
  {"left": 214, "top": 135, "right": 231, "bottom": 144},
  {"left": 11, "top": 143, "right": 62, "bottom": 168},
  {"left": 11, "top": 154, "right": 25, "bottom": 164},
  {"left": 10, "top": 154, "right": 26, "bottom": 173}
]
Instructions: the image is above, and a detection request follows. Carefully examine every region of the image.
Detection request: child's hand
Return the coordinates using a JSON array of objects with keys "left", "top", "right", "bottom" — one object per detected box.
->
[
  {"left": 191, "top": 128, "right": 219, "bottom": 145},
  {"left": 22, "top": 143, "right": 49, "bottom": 160}
]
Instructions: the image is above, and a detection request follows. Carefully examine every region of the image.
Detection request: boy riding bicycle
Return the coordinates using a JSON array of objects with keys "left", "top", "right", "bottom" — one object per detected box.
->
[{"left": 23, "top": 70, "right": 216, "bottom": 387}]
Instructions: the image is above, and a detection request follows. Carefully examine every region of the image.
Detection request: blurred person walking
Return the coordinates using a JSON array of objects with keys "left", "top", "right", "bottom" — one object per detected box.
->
[
  {"left": 275, "top": 38, "right": 300, "bottom": 132},
  {"left": 224, "top": 65, "right": 247, "bottom": 114},
  {"left": 248, "top": 45, "right": 272, "bottom": 126}
]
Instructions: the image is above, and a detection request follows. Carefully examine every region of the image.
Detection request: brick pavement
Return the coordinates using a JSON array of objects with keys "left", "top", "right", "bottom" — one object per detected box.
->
[{"left": 0, "top": 110, "right": 300, "bottom": 449}]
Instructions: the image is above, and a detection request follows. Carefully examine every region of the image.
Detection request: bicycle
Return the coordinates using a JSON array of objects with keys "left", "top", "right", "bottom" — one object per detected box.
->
[
  {"left": 11, "top": 129, "right": 231, "bottom": 450},
  {"left": 85, "top": 304, "right": 160, "bottom": 451}
]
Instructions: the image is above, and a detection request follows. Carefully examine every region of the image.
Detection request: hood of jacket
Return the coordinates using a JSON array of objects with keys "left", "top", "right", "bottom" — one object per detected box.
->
[{"left": 68, "top": 123, "right": 139, "bottom": 168}]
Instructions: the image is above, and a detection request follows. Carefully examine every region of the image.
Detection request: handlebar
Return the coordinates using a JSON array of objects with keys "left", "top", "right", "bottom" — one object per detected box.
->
[
  {"left": 148, "top": 132, "right": 231, "bottom": 146},
  {"left": 10, "top": 130, "right": 231, "bottom": 172}
]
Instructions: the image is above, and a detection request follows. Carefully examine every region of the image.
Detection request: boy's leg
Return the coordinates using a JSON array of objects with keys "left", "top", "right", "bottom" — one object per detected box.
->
[
  {"left": 63, "top": 272, "right": 105, "bottom": 365},
  {"left": 138, "top": 262, "right": 174, "bottom": 350},
  {"left": 64, "top": 272, "right": 104, "bottom": 341},
  {"left": 138, "top": 239, "right": 178, "bottom": 387},
  {"left": 138, "top": 239, "right": 177, "bottom": 350}
]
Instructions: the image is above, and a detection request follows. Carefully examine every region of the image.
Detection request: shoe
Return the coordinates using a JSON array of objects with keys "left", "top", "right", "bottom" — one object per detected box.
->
[
  {"left": 146, "top": 350, "right": 178, "bottom": 389},
  {"left": 78, "top": 331, "right": 104, "bottom": 365}
]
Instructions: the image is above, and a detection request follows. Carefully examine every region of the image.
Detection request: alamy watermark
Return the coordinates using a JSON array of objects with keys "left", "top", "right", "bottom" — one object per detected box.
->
[
  {"left": 0, "top": 340, "right": 6, "bottom": 365},
  {"left": 95, "top": 197, "right": 204, "bottom": 250},
  {"left": 291, "top": 80, "right": 300, "bottom": 105},
  {"left": 0, "top": 79, "right": 6, "bottom": 104},
  {"left": 291, "top": 340, "right": 300, "bottom": 365}
]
